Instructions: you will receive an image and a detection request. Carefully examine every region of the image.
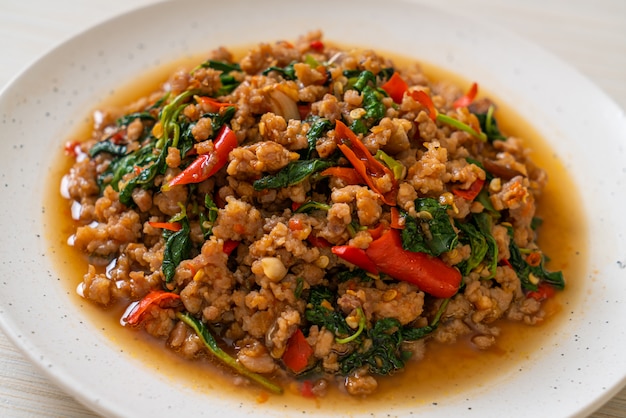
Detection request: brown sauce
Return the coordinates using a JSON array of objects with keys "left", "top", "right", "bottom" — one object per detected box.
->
[{"left": 43, "top": 44, "right": 588, "bottom": 413}]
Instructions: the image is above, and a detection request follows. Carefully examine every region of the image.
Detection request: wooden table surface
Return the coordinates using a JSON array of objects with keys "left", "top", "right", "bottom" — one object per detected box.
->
[{"left": 0, "top": 0, "right": 624, "bottom": 416}]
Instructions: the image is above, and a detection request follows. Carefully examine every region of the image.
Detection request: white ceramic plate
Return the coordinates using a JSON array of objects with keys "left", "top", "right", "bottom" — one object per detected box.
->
[{"left": 1, "top": 0, "right": 626, "bottom": 417}]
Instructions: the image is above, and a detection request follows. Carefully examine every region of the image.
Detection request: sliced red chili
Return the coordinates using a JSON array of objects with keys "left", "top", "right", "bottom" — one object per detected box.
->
[
  {"left": 309, "top": 40, "right": 324, "bottom": 51},
  {"left": 334, "top": 121, "right": 397, "bottom": 206},
  {"left": 381, "top": 72, "right": 408, "bottom": 104},
  {"left": 165, "top": 125, "right": 238, "bottom": 189},
  {"left": 222, "top": 239, "right": 239, "bottom": 256},
  {"left": 365, "top": 229, "right": 461, "bottom": 298},
  {"left": 409, "top": 90, "right": 437, "bottom": 121},
  {"left": 452, "top": 178, "right": 485, "bottom": 201},
  {"left": 320, "top": 166, "right": 364, "bottom": 185},
  {"left": 123, "top": 290, "right": 181, "bottom": 326},
  {"left": 307, "top": 235, "right": 332, "bottom": 248},
  {"left": 452, "top": 82, "right": 478, "bottom": 109},
  {"left": 527, "top": 282, "right": 556, "bottom": 301},
  {"left": 148, "top": 221, "right": 182, "bottom": 232}
]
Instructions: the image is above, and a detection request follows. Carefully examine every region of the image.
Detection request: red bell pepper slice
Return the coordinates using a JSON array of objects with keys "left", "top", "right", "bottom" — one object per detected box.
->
[
  {"left": 165, "top": 125, "right": 238, "bottom": 189},
  {"left": 282, "top": 328, "right": 314, "bottom": 373},
  {"left": 365, "top": 229, "right": 461, "bottom": 298},
  {"left": 334, "top": 121, "right": 397, "bottom": 206},
  {"left": 123, "top": 290, "right": 181, "bottom": 326},
  {"left": 147, "top": 221, "right": 182, "bottom": 232},
  {"left": 451, "top": 178, "right": 485, "bottom": 201},
  {"left": 381, "top": 72, "right": 408, "bottom": 104},
  {"left": 452, "top": 82, "right": 478, "bottom": 109},
  {"left": 332, "top": 245, "right": 379, "bottom": 275},
  {"left": 320, "top": 166, "right": 364, "bottom": 185}
]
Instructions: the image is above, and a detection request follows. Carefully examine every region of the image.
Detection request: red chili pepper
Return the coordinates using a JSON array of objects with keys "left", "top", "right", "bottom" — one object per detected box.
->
[
  {"left": 64, "top": 140, "right": 81, "bottom": 157},
  {"left": 320, "top": 166, "right": 364, "bottom": 185},
  {"left": 365, "top": 229, "right": 461, "bottom": 298},
  {"left": 451, "top": 178, "right": 485, "bottom": 201},
  {"left": 368, "top": 223, "right": 386, "bottom": 240},
  {"left": 381, "top": 72, "right": 408, "bottom": 104},
  {"left": 390, "top": 207, "right": 405, "bottom": 229},
  {"left": 334, "top": 121, "right": 397, "bottom": 206},
  {"left": 123, "top": 290, "right": 181, "bottom": 326},
  {"left": 282, "top": 329, "right": 314, "bottom": 373},
  {"left": 300, "top": 380, "right": 316, "bottom": 398},
  {"left": 222, "top": 239, "right": 239, "bottom": 256},
  {"left": 298, "top": 103, "right": 312, "bottom": 120},
  {"left": 409, "top": 90, "right": 437, "bottom": 121},
  {"left": 332, "top": 245, "right": 379, "bottom": 275},
  {"left": 307, "top": 235, "right": 332, "bottom": 248},
  {"left": 452, "top": 82, "right": 478, "bottom": 109},
  {"left": 309, "top": 40, "right": 324, "bottom": 51},
  {"left": 148, "top": 221, "right": 182, "bottom": 232},
  {"left": 527, "top": 282, "right": 556, "bottom": 301},
  {"left": 165, "top": 125, "right": 238, "bottom": 189},
  {"left": 195, "top": 96, "right": 237, "bottom": 111}
]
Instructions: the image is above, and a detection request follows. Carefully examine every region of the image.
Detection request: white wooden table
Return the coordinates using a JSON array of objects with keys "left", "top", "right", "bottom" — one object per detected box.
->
[{"left": 0, "top": 0, "right": 624, "bottom": 416}]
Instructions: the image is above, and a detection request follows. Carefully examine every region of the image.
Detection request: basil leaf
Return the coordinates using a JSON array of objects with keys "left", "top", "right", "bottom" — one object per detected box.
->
[
  {"left": 401, "top": 198, "right": 458, "bottom": 256},
  {"left": 118, "top": 141, "right": 169, "bottom": 206},
  {"left": 474, "top": 106, "right": 506, "bottom": 142},
  {"left": 89, "top": 139, "right": 127, "bottom": 158},
  {"left": 252, "top": 159, "right": 335, "bottom": 190},
  {"left": 116, "top": 111, "right": 155, "bottom": 127},
  {"left": 304, "top": 116, "right": 332, "bottom": 158},
  {"left": 197, "top": 60, "right": 242, "bottom": 96},
  {"left": 262, "top": 62, "right": 297, "bottom": 80},
  {"left": 305, "top": 286, "right": 351, "bottom": 337},
  {"left": 162, "top": 217, "right": 192, "bottom": 284}
]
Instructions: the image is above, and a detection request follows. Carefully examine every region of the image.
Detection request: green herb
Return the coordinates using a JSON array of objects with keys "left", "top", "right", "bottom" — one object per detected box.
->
[
  {"left": 177, "top": 312, "right": 283, "bottom": 394},
  {"left": 507, "top": 228, "right": 564, "bottom": 291},
  {"left": 304, "top": 286, "right": 351, "bottom": 337},
  {"left": 349, "top": 119, "right": 368, "bottom": 135},
  {"left": 116, "top": 111, "right": 155, "bottom": 127},
  {"left": 436, "top": 113, "right": 487, "bottom": 141},
  {"left": 262, "top": 62, "right": 297, "bottom": 80},
  {"left": 474, "top": 105, "right": 506, "bottom": 142},
  {"left": 294, "top": 277, "right": 304, "bottom": 299},
  {"left": 161, "top": 205, "right": 192, "bottom": 283},
  {"left": 401, "top": 198, "right": 458, "bottom": 256},
  {"left": 336, "top": 268, "right": 373, "bottom": 283},
  {"left": 339, "top": 299, "right": 449, "bottom": 376},
  {"left": 349, "top": 70, "right": 376, "bottom": 92},
  {"left": 336, "top": 307, "right": 366, "bottom": 344},
  {"left": 293, "top": 200, "right": 331, "bottom": 213},
  {"left": 375, "top": 149, "right": 404, "bottom": 180},
  {"left": 456, "top": 212, "right": 498, "bottom": 278},
  {"left": 199, "top": 194, "right": 219, "bottom": 240},
  {"left": 361, "top": 85, "right": 386, "bottom": 123},
  {"left": 195, "top": 60, "right": 242, "bottom": 96},
  {"left": 304, "top": 116, "right": 332, "bottom": 158},
  {"left": 118, "top": 141, "right": 170, "bottom": 206},
  {"left": 252, "top": 159, "right": 335, "bottom": 191},
  {"left": 89, "top": 139, "right": 127, "bottom": 158}
]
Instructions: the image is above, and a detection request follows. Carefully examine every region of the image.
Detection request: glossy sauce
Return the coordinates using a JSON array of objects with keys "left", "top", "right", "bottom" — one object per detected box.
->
[{"left": 44, "top": 45, "right": 588, "bottom": 414}]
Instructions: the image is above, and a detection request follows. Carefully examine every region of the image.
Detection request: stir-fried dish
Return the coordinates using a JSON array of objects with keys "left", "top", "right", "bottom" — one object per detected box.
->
[{"left": 61, "top": 32, "right": 564, "bottom": 398}]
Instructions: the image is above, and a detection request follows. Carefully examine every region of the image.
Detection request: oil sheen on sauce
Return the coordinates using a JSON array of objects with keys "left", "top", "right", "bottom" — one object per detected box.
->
[{"left": 44, "top": 45, "right": 588, "bottom": 414}]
